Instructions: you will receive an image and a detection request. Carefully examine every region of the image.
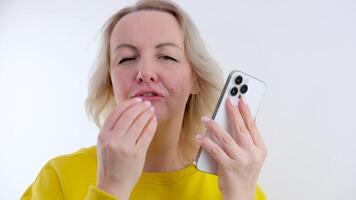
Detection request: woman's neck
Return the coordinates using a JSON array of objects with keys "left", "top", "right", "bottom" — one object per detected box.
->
[{"left": 143, "top": 119, "right": 192, "bottom": 172}]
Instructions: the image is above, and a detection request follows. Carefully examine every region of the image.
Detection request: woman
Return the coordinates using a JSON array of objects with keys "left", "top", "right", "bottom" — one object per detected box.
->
[{"left": 21, "top": 0, "right": 268, "bottom": 199}]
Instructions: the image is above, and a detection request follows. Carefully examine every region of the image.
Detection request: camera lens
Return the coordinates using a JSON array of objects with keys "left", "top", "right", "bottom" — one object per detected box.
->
[
  {"left": 240, "top": 85, "right": 248, "bottom": 94},
  {"left": 230, "top": 87, "right": 238, "bottom": 96},
  {"left": 235, "top": 76, "right": 243, "bottom": 85}
]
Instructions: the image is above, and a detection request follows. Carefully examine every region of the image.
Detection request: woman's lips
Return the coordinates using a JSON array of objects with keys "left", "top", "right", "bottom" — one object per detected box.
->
[{"left": 138, "top": 96, "right": 163, "bottom": 101}]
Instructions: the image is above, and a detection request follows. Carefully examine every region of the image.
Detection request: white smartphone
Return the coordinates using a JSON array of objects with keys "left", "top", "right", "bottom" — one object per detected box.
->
[{"left": 194, "top": 70, "right": 266, "bottom": 175}]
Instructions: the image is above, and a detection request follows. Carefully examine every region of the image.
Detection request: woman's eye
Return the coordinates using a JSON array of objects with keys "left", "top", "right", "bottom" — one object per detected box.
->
[
  {"left": 158, "top": 55, "right": 178, "bottom": 62},
  {"left": 118, "top": 57, "right": 136, "bottom": 64}
]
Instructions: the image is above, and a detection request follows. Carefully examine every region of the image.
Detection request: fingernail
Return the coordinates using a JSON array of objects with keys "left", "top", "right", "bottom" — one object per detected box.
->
[
  {"left": 195, "top": 134, "right": 203, "bottom": 139},
  {"left": 201, "top": 116, "right": 210, "bottom": 123},
  {"left": 241, "top": 96, "right": 248, "bottom": 107},
  {"left": 228, "top": 96, "right": 236, "bottom": 106},
  {"left": 144, "top": 101, "right": 151, "bottom": 106},
  {"left": 134, "top": 97, "right": 142, "bottom": 102}
]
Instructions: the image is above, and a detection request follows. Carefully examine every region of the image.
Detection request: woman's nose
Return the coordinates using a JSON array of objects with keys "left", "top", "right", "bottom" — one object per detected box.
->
[{"left": 135, "top": 61, "right": 158, "bottom": 83}]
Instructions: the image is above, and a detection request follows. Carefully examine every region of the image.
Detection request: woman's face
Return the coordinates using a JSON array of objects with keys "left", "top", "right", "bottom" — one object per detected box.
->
[{"left": 109, "top": 10, "right": 196, "bottom": 122}]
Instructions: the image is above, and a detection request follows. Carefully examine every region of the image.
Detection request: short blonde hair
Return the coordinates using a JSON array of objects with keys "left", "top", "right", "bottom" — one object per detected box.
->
[{"left": 86, "top": 0, "right": 223, "bottom": 161}]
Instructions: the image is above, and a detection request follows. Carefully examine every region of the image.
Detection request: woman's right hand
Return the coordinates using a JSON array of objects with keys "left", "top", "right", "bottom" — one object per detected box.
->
[{"left": 96, "top": 97, "right": 157, "bottom": 200}]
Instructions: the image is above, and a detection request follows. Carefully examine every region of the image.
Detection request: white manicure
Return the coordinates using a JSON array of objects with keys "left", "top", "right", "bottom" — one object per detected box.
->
[
  {"left": 201, "top": 116, "right": 210, "bottom": 123},
  {"left": 144, "top": 101, "right": 151, "bottom": 106},
  {"left": 228, "top": 97, "right": 237, "bottom": 106},
  {"left": 241, "top": 96, "right": 248, "bottom": 106},
  {"left": 134, "top": 97, "right": 142, "bottom": 102}
]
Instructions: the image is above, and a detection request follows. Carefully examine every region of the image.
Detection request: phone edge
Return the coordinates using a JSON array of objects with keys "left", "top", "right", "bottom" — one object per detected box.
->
[{"left": 193, "top": 70, "right": 236, "bottom": 171}]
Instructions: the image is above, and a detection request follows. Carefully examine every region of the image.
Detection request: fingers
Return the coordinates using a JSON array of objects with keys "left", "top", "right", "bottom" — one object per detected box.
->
[
  {"left": 238, "top": 97, "right": 266, "bottom": 148},
  {"left": 196, "top": 134, "right": 231, "bottom": 167},
  {"left": 136, "top": 115, "right": 157, "bottom": 151},
  {"left": 124, "top": 106, "right": 155, "bottom": 144},
  {"left": 113, "top": 101, "right": 153, "bottom": 136},
  {"left": 201, "top": 117, "right": 240, "bottom": 159},
  {"left": 226, "top": 97, "right": 254, "bottom": 148},
  {"left": 101, "top": 97, "right": 143, "bottom": 131}
]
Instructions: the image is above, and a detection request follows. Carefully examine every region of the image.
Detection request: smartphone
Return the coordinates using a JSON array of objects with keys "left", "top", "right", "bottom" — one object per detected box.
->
[{"left": 194, "top": 70, "right": 266, "bottom": 175}]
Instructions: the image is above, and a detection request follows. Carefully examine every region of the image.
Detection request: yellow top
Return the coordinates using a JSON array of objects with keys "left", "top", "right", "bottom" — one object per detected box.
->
[{"left": 21, "top": 146, "right": 266, "bottom": 200}]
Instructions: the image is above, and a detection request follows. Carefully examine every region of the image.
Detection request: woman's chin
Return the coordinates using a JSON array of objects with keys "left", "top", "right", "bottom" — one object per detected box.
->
[{"left": 153, "top": 111, "right": 167, "bottom": 125}]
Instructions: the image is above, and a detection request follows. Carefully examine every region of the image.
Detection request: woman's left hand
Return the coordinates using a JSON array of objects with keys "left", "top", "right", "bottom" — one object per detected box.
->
[{"left": 196, "top": 97, "right": 268, "bottom": 200}]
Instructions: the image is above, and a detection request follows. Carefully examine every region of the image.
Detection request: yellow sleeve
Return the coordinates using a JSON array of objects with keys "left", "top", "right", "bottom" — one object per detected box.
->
[
  {"left": 85, "top": 185, "right": 118, "bottom": 200},
  {"left": 21, "top": 163, "right": 65, "bottom": 200},
  {"left": 21, "top": 163, "right": 118, "bottom": 200},
  {"left": 255, "top": 184, "right": 267, "bottom": 200}
]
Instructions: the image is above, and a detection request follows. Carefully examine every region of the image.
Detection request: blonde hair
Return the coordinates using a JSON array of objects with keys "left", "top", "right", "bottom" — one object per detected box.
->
[{"left": 86, "top": 0, "right": 223, "bottom": 161}]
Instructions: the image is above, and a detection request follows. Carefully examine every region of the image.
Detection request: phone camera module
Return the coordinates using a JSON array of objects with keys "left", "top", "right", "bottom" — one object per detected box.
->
[
  {"left": 235, "top": 76, "right": 243, "bottom": 85},
  {"left": 230, "top": 87, "right": 238, "bottom": 96},
  {"left": 240, "top": 84, "right": 248, "bottom": 94}
]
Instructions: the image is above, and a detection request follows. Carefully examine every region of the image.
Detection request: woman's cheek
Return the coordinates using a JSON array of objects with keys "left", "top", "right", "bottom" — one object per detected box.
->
[{"left": 112, "top": 74, "right": 132, "bottom": 102}]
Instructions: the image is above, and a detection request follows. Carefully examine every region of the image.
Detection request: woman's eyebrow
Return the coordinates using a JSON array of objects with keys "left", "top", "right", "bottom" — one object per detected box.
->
[
  {"left": 113, "top": 43, "right": 138, "bottom": 53},
  {"left": 155, "top": 42, "right": 182, "bottom": 52},
  {"left": 113, "top": 42, "right": 182, "bottom": 52}
]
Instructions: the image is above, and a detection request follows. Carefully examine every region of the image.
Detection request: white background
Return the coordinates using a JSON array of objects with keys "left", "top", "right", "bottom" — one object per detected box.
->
[{"left": 1, "top": 0, "right": 355, "bottom": 199}]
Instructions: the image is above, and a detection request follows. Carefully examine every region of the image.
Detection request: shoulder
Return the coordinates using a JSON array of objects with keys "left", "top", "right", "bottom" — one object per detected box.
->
[
  {"left": 21, "top": 146, "right": 98, "bottom": 199},
  {"left": 42, "top": 146, "right": 98, "bottom": 191},
  {"left": 45, "top": 145, "right": 98, "bottom": 179},
  {"left": 47, "top": 146, "right": 97, "bottom": 167}
]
